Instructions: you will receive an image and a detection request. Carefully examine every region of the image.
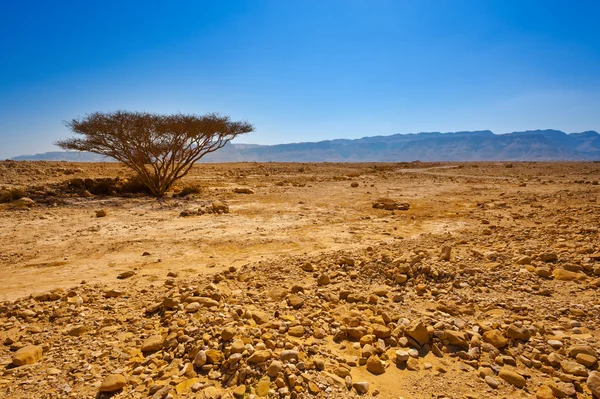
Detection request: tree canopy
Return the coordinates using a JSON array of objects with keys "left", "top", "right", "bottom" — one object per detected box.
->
[{"left": 56, "top": 111, "right": 254, "bottom": 196}]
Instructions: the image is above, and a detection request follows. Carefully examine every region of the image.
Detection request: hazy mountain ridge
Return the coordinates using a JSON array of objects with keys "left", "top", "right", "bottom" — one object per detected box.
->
[{"left": 12, "top": 130, "right": 600, "bottom": 162}]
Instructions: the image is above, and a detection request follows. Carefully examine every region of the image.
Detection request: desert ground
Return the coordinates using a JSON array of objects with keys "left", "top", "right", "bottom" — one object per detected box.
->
[{"left": 1, "top": 160, "right": 600, "bottom": 399}]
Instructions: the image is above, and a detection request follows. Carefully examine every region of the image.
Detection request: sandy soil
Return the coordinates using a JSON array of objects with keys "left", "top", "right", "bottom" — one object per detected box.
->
[{"left": 1, "top": 161, "right": 599, "bottom": 399}]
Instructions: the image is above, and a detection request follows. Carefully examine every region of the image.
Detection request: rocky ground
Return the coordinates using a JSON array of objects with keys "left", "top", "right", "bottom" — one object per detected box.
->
[{"left": 1, "top": 161, "right": 600, "bottom": 399}]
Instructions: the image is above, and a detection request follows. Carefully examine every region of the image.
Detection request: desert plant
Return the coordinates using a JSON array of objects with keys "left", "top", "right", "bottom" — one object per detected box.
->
[
  {"left": 0, "top": 190, "right": 11, "bottom": 203},
  {"left": 0, "top": 187, "right": 27, "bottom": 203},
  {"left": 56, "top": 111, "right": 253, "bottom": 197},
  {"left": 174, "top": 184, "right": 204, "bottom": 197}
]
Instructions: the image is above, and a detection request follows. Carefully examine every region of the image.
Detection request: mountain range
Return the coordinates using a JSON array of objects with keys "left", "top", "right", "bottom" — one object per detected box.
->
[{"left": 11, "top": 130, "right": 600, "bottom": 162}]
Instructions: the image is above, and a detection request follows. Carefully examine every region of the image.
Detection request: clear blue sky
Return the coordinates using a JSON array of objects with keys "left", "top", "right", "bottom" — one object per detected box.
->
[{"left": 1, "top": 0, "right": 600, "bottom": 158}]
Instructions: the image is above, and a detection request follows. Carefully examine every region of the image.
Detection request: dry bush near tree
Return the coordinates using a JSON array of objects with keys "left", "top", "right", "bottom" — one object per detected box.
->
[{"left": 56, "top": 111, "right": 254, "bottom": 197}]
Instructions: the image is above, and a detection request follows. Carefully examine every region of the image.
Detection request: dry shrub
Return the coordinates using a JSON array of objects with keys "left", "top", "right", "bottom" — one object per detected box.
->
[
  {"left": 174, "top": 184, "right": 204, "bottom": 197},
  {"left": 0, "top": 187, "right": 27, "bottom": 203},
  {"left": 67, "top": 176, "right": 150, "bottom": 196},
  {"left": 120, "top": 176, "right": 151, "bottom": 195}
]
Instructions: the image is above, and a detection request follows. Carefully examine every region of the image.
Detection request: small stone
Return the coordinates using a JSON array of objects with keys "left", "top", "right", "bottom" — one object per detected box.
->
[
  {"left": 202, "top": 386, "right": 224, "bottom": 399},
  {"left": 366, "top": 355, "right": 386, "bottom": 375},
  {"left": 206, "top": 349, "right": 224, "bottom": 364},
  {"left": 268, "top": 360, "right": 283, "bottom": 377},
  {"left": 483, "top": 330, "right": 508, "bottom": 348},
  {"left": 535, "top": 267, "right": 552, "bottom": 278},
  {"left": 105, "top": 289, "right": 123, "bottom": 298},
  {"left": 444, "top": 330, "right": 469, "bottom": 347},
  {"left": 301, "top": 262, "right": 314, "bottom": 272},
  {"left": 175, "top": 378, "right": 200, "bottom": 395},
  {"left": 568, "top": 344, "right": 596, "bottom": 358},
  {"left": 539, "top": 253, "right": 558, "bottom": 262},
  {"left": 98, "top": 374, "right": 126, "bottom": 392},
  {"left": 550, "top": 382, "right": 576, "bottom": 398},
  {"left": 141, "top": 335, "right": 164, "bottom": 352},
  {"left": 96, "top": 209, "right": 107, "bottom": 217},
  {"left": 372, "top": 324, "right": 392, "bottom": 339},
  {"left": 162, "top": 297, "right": 179, "bottom": 309},
  {"left": 221, "top": 327, "right": 236, "bottom": 341},
  {"left": 362, "top": 344, "right": 376, "bottom": 358},
  {"left": 485, "top": 376, "right": 499, "bottom": 389},
  {"left": 507, "top": 324, "right": 531, "bottom": 341},
  {"left": 252, "top": 311, "right": 270, "bottom": 325},
  {"left": 553, "top": 269, "right": 587, "bottom": 281},
  {"left": 498, "top": 368, "right": 526, "bottom": 388},
  {"left": 308, "top": 381, "right": 320, "bottom": 394},
  {"left": 440, "top": 245, "right": 452, "bottom": 261},
  {"left": 117, "top": 270, "right": 135, "bottom": 279},
  {"left": 561, "top": 360, "right": 588, "bottom": 377},
  {"left": 230, "top": 340, "right": 245, "bottom": 354},
  {"left": 280, "top": 350, "right": 298, "bottom": 362},
  {"left": 233, "top": 385, "right": 246, "bottom": 399},
  {"left": 587, "top": 371, "right": 600, "bottom": 398},
  {"left": 516, "top": 256, "right": 532, "bottom": 265},
  {"left": 535, "top": 385, "right": 554, "bottom": 399},
  {"left": 317, "top": 274, "right": 330, "bottom": 286},
  {"left": 288, "top": 325, "right": 304, "bottom": 337},
  {"left": 193, "top": 350, "right": 207, "bottom": 367},
  {"left": 548, "top": 339, "right": 563, "bottom": 349},
  {"left": 287, "top": 295, "right": 304, "bottom": 309},
  {"left": 353, "top": 381, "right": 369, "bottom": 395},
  {"left": 12, "top": 345, "right": 43, "bottom": 366},
  {"left": 185, "top": 302, "right": 201, "bottom": 313},
  {"left": 406, "top": 357, "right": 420, "bottom": 371},
  {"left": 234, "top": 188, "right": 254, "bottom": 194},
  {"left": 247, "top": 350, "right": 272, "bottom": 364},
  {"left": 212, "top": 200, "right": 229, "bottom": 214},
  {"left": 256, "top": 376, "right": 270, "bottom": 397},
  {"left": 395, "top": 350, "right": 409, "bottom": 364},
  {"left": 576, "top": 353, "right": 597, "bottom": 368},
  {"left": 404, "top": 321, "right": 429, "bottom": 346},
  {"left": 68, "top": 325, "right": 88, "bottom": 337}
]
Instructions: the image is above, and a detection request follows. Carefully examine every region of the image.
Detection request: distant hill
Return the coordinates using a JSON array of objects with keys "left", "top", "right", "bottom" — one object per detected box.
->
[
  {"left": 12, "top": 130, "right": 600, "bottom": 162},
  {"left": 11, "top": 151, "right": 115, "bottom": 162}
]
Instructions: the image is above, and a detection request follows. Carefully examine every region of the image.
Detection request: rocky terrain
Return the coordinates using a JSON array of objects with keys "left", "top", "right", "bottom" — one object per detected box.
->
[{"left": 1, "top": 161, "right": 600, "bottom": 399}]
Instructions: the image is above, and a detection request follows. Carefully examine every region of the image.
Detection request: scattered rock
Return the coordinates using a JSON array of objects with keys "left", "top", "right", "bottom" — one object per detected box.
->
[
  {"left": 498, "top": 368, "right": 526, "bottom": 388},
  {"left": 353, "top": 381, "right": 369, "bottom": 395},
  {"left": 212, "top": 200, "right": 229, "bottom": 214},
  {"left": 98, "top": 374, "right": 126, "bottom": 392},
  {"left": 372, "top": 198, "right": 410, "bottom": 211},
  {"left": 366, "top": 355, "right": 386, "bottom": 374},
  {"left": 117, "top": 270, "right": 135, "bottom": 279},
  {"left": 483, "top": 329, "right": 508, "bottom": 348},
  {"left": 587, "top": 371, "right": 600, "bottom": 398},
  {"left": 404, "top": 320, "right": 430, "bottom": 346},
  {"left": 553, "top": 269, "right": 587, "bottom": 281},
  {"left": 12, "top": 345, "right": 42, "bottom": 366},
  {"left": 141, "top": 335, "right": 164, "bottom": 352},
  {"left": 234, "top": 188, "right": 254, "bottom": 194}
]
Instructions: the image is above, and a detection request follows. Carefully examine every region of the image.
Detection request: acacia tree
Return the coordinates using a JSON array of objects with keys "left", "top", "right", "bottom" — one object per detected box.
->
[{"left": 56, "top": 111, "right": 254, "bottom": 197}]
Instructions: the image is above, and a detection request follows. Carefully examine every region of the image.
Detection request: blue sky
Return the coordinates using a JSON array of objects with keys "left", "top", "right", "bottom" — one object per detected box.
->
[{"left": 1, "top": 0, "right": 600, "bottom": 158}]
